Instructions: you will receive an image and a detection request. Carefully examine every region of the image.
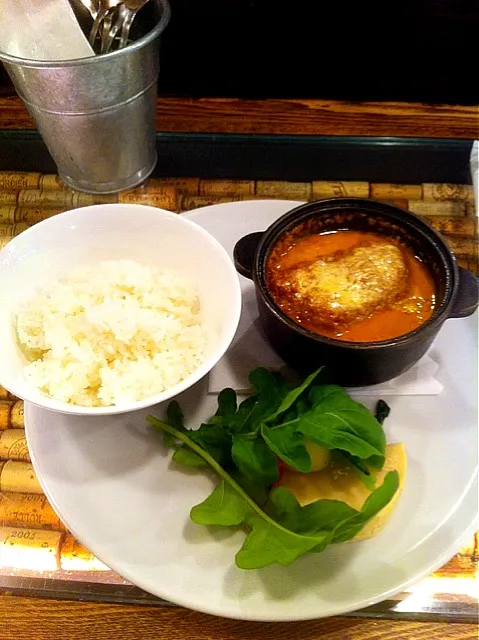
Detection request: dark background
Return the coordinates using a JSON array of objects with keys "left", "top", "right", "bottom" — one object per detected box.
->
[{"left": 1, "top": 0, "right": 478, "bottom": 104}]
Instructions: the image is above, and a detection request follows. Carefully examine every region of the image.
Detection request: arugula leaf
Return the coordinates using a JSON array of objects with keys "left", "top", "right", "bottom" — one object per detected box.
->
[
  {"left": 172, "top": 448, "right": 207, "bottom": 468},
  {"left": 212, "top": 371, "right": 284, "bottom": 435},
  {"left": 297, "top": 385, "right": 386, "bottom": 468},
  {"left": 237, "top": 368, "right": 289, "bottom": 432},
  {"left": 227, "top": 395, "right": 257, "bottom": 432},
  {"left": 167, "top": 400, "right": 185, "bottom": 430},
  {"left": 229, "top": 469, "right": 269, "bottom": 507},
  {"left": 207, "top": 388, "right": 238, "bottom": 426},
  {"left": 162, "top": 400, "right": 185, "bottom": 447},
  {"left": 231, "top": 435, "right": 279, "bottom": 488},
  {"left": 148, "top": 416, "right": 399, "bottom": 570},
  {"left": 266, "top": 486, "right": 358, "bottom": 535},
  {"left": 191, "top": 480, "right": 249, "bottom": 525},
  {"left": 235, "top": 515, "right": 332, "bottom": 569},
  {"left": 331, "top": 471, "right": 399, "bottom": 543},
  {"left": 261, "top": 423, "right": 312, "bottom": 472},
  {"left": 340, "top": 451, "right": 377, "bottom": 491},
  {"left": 264, "top": 368, "right": 323, "bottom": 423},
  {"left": 188, "top": 423, "right": 233, "bottom": 467},
  {"left": 206, "top": 371, "right": 286, "bottom": 435},
  {"left": 267, "top": 474, "right": 398, "bottom": 543},
  {"left": 192, "top": 483, "right": 333, "bottom": 568},
  {"left": 375, "top": 399, "right": 391, "bottom": 425},
  {"left": 338, "top": 399, "right": 391, "bottom": 489}
]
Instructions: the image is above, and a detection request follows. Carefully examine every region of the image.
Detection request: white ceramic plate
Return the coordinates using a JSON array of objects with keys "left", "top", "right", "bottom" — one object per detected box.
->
[{"left": 25, "top": 200, "right": 479, "bottom": 622}]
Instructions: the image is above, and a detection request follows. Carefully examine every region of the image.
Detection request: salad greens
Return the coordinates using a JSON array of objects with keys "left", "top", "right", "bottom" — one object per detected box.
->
[{"left": 147, "top": 367, "right": 399, "bottom": 570}]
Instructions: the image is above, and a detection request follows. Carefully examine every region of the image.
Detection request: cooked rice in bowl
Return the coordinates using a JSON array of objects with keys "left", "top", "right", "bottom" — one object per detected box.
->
[{"left": 15, "top": 259, "right": 206, "bottom": 407}]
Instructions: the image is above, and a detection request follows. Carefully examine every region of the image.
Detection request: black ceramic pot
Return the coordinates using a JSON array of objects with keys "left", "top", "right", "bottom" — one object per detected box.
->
[{"left": 234, "top": 198, "right": 479, "bottom": 387}]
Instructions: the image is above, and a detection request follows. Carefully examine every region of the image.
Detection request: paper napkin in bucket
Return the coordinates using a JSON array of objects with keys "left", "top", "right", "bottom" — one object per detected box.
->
[
  {"left": 208, "top": 283, "right": 443, "bottom": 396},
  {"left": 0, "top": 0, "right": 94, "bottom": 61},
  {"left": 471, "top": 141, "right": 479, "bottom": 208}
]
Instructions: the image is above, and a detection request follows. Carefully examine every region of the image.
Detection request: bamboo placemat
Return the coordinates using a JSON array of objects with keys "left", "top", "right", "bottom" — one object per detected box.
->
[{"left": 0, "top": 172, "right": 477, "bottom": 591}]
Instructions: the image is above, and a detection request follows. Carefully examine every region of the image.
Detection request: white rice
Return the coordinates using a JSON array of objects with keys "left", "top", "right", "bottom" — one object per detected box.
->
[{"left": 15, "top": 260, "right": 206, "bottom": 407}]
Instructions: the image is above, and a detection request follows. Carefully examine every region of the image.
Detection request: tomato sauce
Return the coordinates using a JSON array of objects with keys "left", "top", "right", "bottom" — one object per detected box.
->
[{"left": 267, "top": 230, "right": 436, "bottom": 342}]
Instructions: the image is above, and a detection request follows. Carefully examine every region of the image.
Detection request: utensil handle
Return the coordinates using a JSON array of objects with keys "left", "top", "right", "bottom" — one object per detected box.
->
[
  {"left": 449, "top": 267, "right": 479, "bottom": 318},
  {"left": 233, "top": 232, "right": 263, "bottom": 280}
]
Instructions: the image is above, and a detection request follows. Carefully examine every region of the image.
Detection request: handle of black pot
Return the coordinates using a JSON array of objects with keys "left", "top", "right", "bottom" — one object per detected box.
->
[
  {"left": 233, "top": 232, "right": 264, "bottom": 280},
  {"left": 449, "top": 267, "right": 479, "bottom": 318}
]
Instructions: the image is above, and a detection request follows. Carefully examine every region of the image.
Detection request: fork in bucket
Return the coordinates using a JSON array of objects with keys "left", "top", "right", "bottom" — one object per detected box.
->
[{"left": 89, "top": 0, "right": 150, "bottom": 53}]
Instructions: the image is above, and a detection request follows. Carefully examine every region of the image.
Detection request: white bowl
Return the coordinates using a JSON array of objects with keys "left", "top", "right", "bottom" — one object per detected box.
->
[{"left": 0, "top": 204, "right": 242, "bottom": 416}]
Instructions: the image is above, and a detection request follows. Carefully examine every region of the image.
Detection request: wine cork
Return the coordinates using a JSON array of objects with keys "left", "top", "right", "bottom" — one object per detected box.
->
[
  {"left": 0, "top": 172, "right": 41, "bottom": 191},
  {"left": 0, "top": 387, "right": 14, "bottom": 401},
  {"left": 455, "top": 535, "right": 477, "bottom": 558},
  {"left": 465, "top": 201, "right": 477, "bottom": 217},
  {"left": 372, "top": 199, "right": 409, "bottom": 210},
  {"left": 17, "top": 189, "right": 75, "bottom": 208},
  {"left": 456, "top": 257, "right": 473, "bottom": 273},
  {"left": 178, "top": 194, "right": 252, "bottom": 212},
  {"left": 0, "top": 191, "right": 19, "bottom": 206},
  {"left": 0, "top": 223, "right": 30, "bottom": 249},
  {"left": 0, "top": 222, "right": 29, "bottom": 239},
  {"left": 10, "top": 400, "right": 24, "bottom": 428},
  {"left": 147, "top": 177, "right": 199, "bottom": 194},
  {"left": 370, "top": 183, "right": 422, "bottom": 200},
  {"left": 256, "top": 181, "right": 311, "bottom": 200},
  {"left": 0, "top": 206, "right": 17, "bottom": 224},
  {"left": 16, "top": 207, "right": 66, "bottom": 225},
  {"left": 0, "top": 429, "right": 30, "bottom": 462},
  {"left": 199, "top": 180, "right": 255, "bottom": 197},
  {"left": 74, "top": 192, "right": 117, "bottom": 207},
  {"left": 0, "top": 460, "right": 43, "bottom": 494},
  {"left": 311, "top": 181, "right": 369, "bottom": 199},
  {"left": 60, "top": 534, "right": 108, "bottom": 571},
  {"left": 432, "top": 548, "right": 478, "bottom": 579},
  {"left": 459, "top": 257, "right": 479, "bottom": 275},
  {"left": 0, "top": 525, "right": 63, "bottom": 571},
  {"left": 38, "top": 174, "right": 67, "bottom": 190},
  {"left": 0, "top": 403, "right": 13, "bottom": 430},
  {"left": 446, "top": 237, "right": 478, "bottom": 259},
  {"left": 0, "top": 492, "right": 66, "bottom": 531},
  {"left": 408, "top": 201, "right": 467, "bottom": 217},
  {"left": 118, "top": 185, "right": 178, "bottom": 211},
  {"left": 423, "top": 183, "right": 474, "bottom": 202},
  {"left": 422, "top": 215, "right": 476, "bottom": 236}
]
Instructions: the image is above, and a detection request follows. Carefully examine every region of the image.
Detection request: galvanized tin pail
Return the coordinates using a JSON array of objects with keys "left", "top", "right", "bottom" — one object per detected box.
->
[{"left": 0, "top": 0, "right": 170, "bottom": 193}]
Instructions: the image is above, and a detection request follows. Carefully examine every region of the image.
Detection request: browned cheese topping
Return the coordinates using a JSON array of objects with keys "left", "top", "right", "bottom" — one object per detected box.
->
[{"left": 272, "top": 242, "right": 409, "bottom": 328}]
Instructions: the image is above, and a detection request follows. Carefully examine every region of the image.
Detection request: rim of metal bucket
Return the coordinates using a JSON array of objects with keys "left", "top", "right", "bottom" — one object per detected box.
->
[{"left": 0, "top": 0, "right": 171, "bottom": 66}]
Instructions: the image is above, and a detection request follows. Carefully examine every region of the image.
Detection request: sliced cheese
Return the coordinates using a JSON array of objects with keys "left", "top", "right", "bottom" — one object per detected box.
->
[{"left": 278, "top": 443, "right": 406, "bottom": 541}]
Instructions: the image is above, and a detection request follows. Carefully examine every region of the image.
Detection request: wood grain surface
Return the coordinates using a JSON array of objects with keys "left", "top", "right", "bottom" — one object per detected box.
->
[
  {"left": 0, "top": 95, "right": 478, "bottom": 139},
  {"left": 0, "top": 595, "right": 477, "bottom": 640}
]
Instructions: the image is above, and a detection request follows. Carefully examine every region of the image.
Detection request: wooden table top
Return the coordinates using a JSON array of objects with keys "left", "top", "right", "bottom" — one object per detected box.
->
[
  {"left": 0, "top": 595, "right": 477, "bottom": 640},
  {"left": 0, "top": 93, "right": 478, "bottom": 139}
]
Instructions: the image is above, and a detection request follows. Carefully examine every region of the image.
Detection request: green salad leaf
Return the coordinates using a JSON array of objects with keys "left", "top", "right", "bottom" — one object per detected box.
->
[
  {"left": 261, "top": 423, "right": 312, "bottom": 472},
  {"left": 263, "top": 368, "right": 323, "bottom": 424},
  {"left": 147, "top": 367, "right": 398, "bottom": 570},
  {"left": 296, "top": 385, "right": 387, "bottom": 469},
  {"left": 231, "top": 435, "right": 279, "bottom": 489}
]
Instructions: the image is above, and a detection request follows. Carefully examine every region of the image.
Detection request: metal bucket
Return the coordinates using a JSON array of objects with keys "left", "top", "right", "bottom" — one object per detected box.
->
[{"left": 0, "top": 0, "right": 170, "bottom": 193}]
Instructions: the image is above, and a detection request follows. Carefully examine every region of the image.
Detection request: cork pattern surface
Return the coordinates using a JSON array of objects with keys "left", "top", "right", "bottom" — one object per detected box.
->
[{"left": 0, "top": 172, "right": 477, "bottom": 612}]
